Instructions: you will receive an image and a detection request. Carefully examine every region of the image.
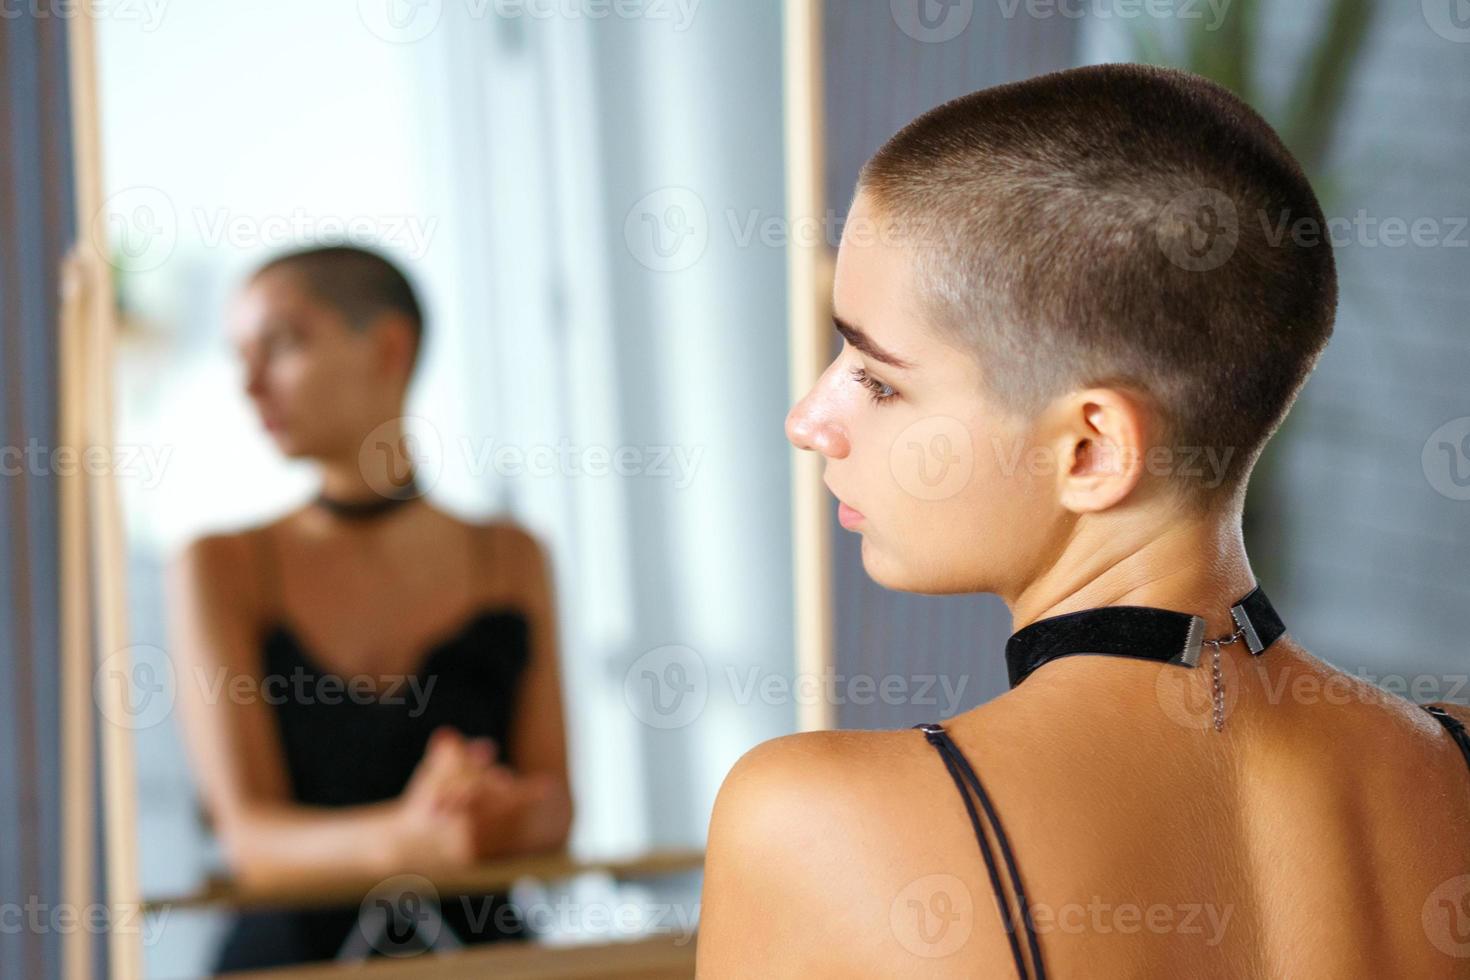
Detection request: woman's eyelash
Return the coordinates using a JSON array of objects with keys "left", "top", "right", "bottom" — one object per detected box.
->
[{"left": 850, "top": 366, "right": 896, "bottom": 405}]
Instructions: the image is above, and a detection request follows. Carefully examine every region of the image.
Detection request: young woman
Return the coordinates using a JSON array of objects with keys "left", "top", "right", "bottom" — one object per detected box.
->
[
  {"left": 166, "top": 246, "right": 573, "bottom": 970},
  {"left": 698, "top": 65, "right": 1470, "bottom": 978}
]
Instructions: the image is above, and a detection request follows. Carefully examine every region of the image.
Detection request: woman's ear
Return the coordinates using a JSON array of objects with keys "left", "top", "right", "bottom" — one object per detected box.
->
[
  {"left": 370, "top": 311, "right": 418, "bottom": 383},
  {"left": 1054, "top": 387, "right": 1150, "bottom": 513}
]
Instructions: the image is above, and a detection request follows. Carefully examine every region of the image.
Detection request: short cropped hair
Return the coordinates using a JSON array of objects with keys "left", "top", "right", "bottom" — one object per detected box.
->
[
  {"left": 252, "top": 244, "right": 425, "bottom": 366},
  {"left": 858, "top": 63, "right": 1337, "bottom": 514}
]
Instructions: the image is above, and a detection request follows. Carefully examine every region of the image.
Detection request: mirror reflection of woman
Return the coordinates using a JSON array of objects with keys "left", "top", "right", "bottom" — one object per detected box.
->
[{"left": 166, "top": 245, "right": 573, "bottom": 971}]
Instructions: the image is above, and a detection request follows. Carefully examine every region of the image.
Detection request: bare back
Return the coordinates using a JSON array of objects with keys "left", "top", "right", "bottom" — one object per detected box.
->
[{"left": 723, "top": 641, "right": 1470, "bottom": 978}]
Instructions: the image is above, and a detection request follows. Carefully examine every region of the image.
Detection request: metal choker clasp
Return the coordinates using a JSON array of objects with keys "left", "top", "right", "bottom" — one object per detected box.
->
[{"left": 1178, "top": 601, "right": 1267, "bottom": 733}]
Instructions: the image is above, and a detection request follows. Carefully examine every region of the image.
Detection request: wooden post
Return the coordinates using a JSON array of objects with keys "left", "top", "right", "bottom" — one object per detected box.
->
[
  {"left": 783, "top": 0, "right": 836, "bottom": 733},
  {"left": 66, "top": 11, "right": 145, "bottom": 980}
]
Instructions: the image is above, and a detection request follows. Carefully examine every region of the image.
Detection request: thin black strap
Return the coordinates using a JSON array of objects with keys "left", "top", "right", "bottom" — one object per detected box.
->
[
  {"left": 915, "top": 722, "right": 1046, "bottom": 980},
  {"left": 937, "top": 729, "right": 1048, "bottom": 980},
  {"left": 929, "top": 736, "right": 1028, "bottom": 975},
  {"left": 1424, "top": 705, "right": 1470, "bottom": 773}
]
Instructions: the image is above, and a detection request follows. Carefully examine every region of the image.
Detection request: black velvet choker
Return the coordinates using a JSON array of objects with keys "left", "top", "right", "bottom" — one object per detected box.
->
[
  {"left": 312, "top": 476, "right": 421, "bottom": 521},
  {"left": 1005, "top": 584, "right": 1286, "bottom": 690}
]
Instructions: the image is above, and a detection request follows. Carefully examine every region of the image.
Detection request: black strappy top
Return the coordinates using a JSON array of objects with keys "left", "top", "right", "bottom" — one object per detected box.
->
[
  {"left": 912, "top": 587, "right": 1470, "bottom": 980},
  {"left": 212, "top": 524, "right": 533, "bottom": 972},
  {"left": 252, "top": 524, "right": 532, "bottom": 807}
]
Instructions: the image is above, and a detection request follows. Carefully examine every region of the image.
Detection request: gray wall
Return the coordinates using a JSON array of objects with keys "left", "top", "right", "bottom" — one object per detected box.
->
[
  {"left": 0, "top": 10, "right": 81, "bottom": 980},
  {"left": 1259, "top": 3, "right": 1470, "bottom": 689}
]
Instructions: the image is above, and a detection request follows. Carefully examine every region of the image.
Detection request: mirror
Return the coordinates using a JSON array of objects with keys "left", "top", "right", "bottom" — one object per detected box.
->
[{"left": 93, "top": 2, "right": 796, "bottom": 974}]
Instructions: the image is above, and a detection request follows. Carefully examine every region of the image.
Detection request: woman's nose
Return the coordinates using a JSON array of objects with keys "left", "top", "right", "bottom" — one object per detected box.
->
[
  {"left": 785, "top": 396, "right": 850, "bottom": 458},
  {"left": 242, "top": 360, "right": 267, "bottom": 399}
]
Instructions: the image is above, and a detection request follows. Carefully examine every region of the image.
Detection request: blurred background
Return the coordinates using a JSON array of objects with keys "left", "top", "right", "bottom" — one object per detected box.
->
[{"left": 2, "top": 0, "right": 1466, "bottom": 977}]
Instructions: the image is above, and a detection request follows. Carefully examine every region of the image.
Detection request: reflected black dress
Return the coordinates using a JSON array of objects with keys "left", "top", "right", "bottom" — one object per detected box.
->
[{"left": 211, "top": 528, "right": 534, "bottom": 973}]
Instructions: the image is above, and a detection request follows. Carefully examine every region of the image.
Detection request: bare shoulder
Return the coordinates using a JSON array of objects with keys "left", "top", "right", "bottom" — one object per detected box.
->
[
  {"left": 1278, "top": 646, "right": 1470, "bottom": 756},
  {"left": 168, "top": 508, "right": 312, "bottom": 610},
  {"left": 700, "top": 724, "right": 1022, "bottom": 976},
  {"left": 165, "top": 519, "right": 297, "bottom": 665},
  {"left": 707, "top": 726, "right": 968, "bottom": 860},
  {"left": 457, "top": 515, "right": 549, "bottom": 573},
  {"left": 449, "top": 514, "right": 553, "bottom": 612},
  {"left": 167, "top": 526, "right": 259, "bottom": 604},
  {"left": 491, "top": 518, "right": 549, "bottom": 565}
]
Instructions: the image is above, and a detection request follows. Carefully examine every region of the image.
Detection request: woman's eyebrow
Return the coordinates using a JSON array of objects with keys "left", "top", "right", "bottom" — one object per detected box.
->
[{"left": 833, "top": 314, "right": 914, "bottom": 370}]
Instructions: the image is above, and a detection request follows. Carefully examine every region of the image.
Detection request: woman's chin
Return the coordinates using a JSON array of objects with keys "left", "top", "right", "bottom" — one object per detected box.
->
[
  {"left": 860, "top": 540, "right": 974, "bottom": 595},
  {"left": 857, "top": 537, "right": 910, "bottom": 590},
  {"left": 267, "top": 431, "right": 306, "bottom": 457}
]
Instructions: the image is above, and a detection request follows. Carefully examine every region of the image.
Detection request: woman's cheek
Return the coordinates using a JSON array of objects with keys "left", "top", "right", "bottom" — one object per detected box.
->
[
  {"left": 274, "top": 354, "right": 325, "bottom": 403},
  {"left": 882, "top": 411, "right": 979, "bottom": 506}
]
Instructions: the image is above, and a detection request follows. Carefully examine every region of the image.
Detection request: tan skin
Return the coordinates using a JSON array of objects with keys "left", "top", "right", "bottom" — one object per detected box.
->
[
  {"left": 697, "top": 190, "right": 1470, "bottom": 977},
  {"left": 165, "top": 267, "right": 573, "bottom": 889}
]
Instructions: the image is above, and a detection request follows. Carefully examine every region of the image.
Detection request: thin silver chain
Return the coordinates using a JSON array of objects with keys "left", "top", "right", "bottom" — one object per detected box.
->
[{"left": 1202, "top": 626, "right": 1247, "bottom": 732}]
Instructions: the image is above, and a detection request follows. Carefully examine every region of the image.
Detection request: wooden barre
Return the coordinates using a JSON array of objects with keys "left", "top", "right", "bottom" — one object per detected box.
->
[
  {"left": 225, "top": 932, "right": 698, "bottom": 980},
  {"left": 142, "top": 847, "right": 705, "bottom": 914}
]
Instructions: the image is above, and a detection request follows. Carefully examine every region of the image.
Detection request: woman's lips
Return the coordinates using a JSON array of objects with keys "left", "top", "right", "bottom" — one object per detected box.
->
[{"left": 837, "top": 501, "right": 865, "bottom": 529}]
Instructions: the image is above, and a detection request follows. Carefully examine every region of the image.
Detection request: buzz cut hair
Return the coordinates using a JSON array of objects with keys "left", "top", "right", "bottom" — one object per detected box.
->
[
  {"left": 252, "top": 244, "right": 426, "bottom": 365},
  {"left": 857, "top": 62, "right": 1338, "bottom": 514}
]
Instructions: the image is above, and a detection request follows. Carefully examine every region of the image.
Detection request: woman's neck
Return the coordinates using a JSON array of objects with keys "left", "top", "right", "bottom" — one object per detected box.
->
[
  {"left": 1009, "top": 511, "right": 1256, "bottom": 642},
  {"left": 315, "top": 419, "right": 417, "bottom": 505}
]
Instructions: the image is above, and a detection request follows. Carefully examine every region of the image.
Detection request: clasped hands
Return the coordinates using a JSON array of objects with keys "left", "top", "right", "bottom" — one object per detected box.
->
[{"left": 388, "top": 725, "right": 559, "bottom": 870}]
